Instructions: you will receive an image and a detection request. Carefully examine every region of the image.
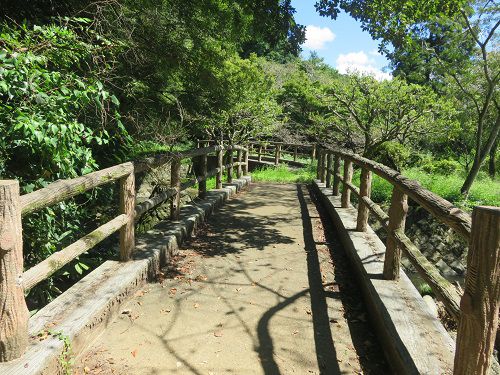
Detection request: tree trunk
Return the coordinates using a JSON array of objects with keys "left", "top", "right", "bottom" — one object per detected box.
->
[
  {"left": 461, "top": 116, "right": 500, "bottom": 196},
  {"left": 488, "top": 138, "right": 497, "bottom": 178}
]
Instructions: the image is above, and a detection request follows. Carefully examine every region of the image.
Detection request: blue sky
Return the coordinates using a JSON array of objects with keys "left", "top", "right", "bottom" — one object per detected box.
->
[{"left": 291, "top": 1, "right": 392, "bottom": 80}]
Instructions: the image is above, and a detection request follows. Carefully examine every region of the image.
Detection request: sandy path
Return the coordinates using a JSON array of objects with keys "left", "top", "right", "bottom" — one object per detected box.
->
[{"left": 76, "top": 184, "right": 389, "bottom": 375}]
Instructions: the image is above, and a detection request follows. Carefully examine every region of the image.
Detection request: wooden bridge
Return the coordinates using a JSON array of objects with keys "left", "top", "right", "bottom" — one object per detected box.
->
[{"left": 0, "top": 142, "right": 498, "bottom": 374}]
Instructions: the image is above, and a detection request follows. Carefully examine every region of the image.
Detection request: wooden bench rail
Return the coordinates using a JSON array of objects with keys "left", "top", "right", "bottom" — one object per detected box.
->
[
  {"left": 21, "top": 162, "right": 134, "bottom": 216},
  {"left": 328, "top": 148, "right": 472, "bottom": 240},
  {"left": 334, "top": 163, "right": 462, "bottom": 319},
  {"left": 22, "top": 214, "right": 128, "bottom": 291}
]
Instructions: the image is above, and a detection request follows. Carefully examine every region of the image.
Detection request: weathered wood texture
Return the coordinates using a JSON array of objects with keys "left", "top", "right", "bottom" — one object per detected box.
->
[
  {"left": 341, "top": 160, "right": 353, "bottom": 208},
  {"left": 332, "top": 155, "right": 341, "bottom": 196},
  {"left": 394, "top": 231, "right": 461, "bottom": 320},
  {"left": 243, "top": 149, "right": 249, "bottom": 175},
  {"left": 237, "top": 150, "right": 243, "bottom": 178},
  {"left": 326, "top": 153, "right": 333, "bottom": 188},
  {"left": 216, "top": 149, "right": 223, "bottom": 189},
  {"left": 356, "top": 168, "right": 372, "bottom": 232},
  {"left": 227, "top": 150, "right": 233, "bottom": 183},
  {"left": 361, "top": 196, "right": 389, "bottom": 229},
  {"left": 274, "top": 144, "right": 281, "bottom": 165},
  {"left": 21, "top": 163, "right": 133, "bottom": 216},
  {"left": 0, "top": 181, "right": 29, "bottom": 362},
  {"left": 198, "top": 154, "right": 207, "bottom": 199},
  {"left": 170, "top": 159, "right": 181, "bottom": 220},
  {"left": 23, "top": 214, "right": 128, "bottom": 291},
  {"left": 119, "top": 171, "right": 135, "bottom": 261},
  {"left": 383, "top": 188, "right": 408, "bottom": 280},
  {"left": 327, "top": 148, "right": 471, "bottom": 239},
  {"left": 454, "top": 206, "right": 500, "bottom": 375},
  {"left": 258, "top": 146, "right": 262, "bottom": 162}
]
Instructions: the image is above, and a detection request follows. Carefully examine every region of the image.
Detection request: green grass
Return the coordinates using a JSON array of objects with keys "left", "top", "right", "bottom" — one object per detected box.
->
[
  {"left": 251, "top": 164, "right": 316, "bottom": 183},
  {"left": 352, "top": 167, "right": 499, "bottom": 209}
]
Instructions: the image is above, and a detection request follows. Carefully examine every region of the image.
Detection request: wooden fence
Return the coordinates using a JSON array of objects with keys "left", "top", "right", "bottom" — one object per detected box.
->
[
  {"left": 198, "top": 140, "right": 316, "bottom": 165},
  {"left": 315, "top": 146, "right": 499, "bottom": 375},
  {"left": 0, "top": 143, "right": 249, "bottom": 362}
]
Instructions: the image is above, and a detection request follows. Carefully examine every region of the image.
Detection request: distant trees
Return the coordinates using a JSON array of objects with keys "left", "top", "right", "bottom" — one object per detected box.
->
[{"left": 315, "top": 0, "right": 499, "bottom": 195}]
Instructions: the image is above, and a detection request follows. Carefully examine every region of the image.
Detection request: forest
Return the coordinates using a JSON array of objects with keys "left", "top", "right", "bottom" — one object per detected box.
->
[{"left": 0, "top": 0, "right": 498, "bottom": 310}]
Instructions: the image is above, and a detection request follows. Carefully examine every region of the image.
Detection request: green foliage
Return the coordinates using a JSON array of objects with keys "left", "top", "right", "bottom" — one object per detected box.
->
[
  {"left": 370, "top": 141, "right": 411, "bottom": 171},
  {"left": 421, "top": 159, "right": 462, "bottom": 175},
  {"left": 251, "top": 164, "right": 316, "bottom": 183}
]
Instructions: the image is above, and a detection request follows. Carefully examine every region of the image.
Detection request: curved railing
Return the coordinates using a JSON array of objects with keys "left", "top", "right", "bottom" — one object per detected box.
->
[
  {"left": 0, "top": 143, "right": 248, "bottom": 362},
  {"left": 315, "top": 146, "right": 498, "bottom": 374}
]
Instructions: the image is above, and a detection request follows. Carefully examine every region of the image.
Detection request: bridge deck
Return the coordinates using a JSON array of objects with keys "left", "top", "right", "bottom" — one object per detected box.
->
[{"left": 76, "top": 184, "right": 389, "bottom": 374}]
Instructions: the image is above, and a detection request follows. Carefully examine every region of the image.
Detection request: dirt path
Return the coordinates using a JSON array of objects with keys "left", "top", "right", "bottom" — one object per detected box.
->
[{"left": 76, "top": 184, "right": 389, "bottom": 375}]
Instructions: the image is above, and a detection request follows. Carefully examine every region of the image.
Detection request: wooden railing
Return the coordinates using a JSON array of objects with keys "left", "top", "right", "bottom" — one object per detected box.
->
[
  {"left": 316, "top": 146, "right": 499, "bottom": 375},
  {"left": 0, "top": 143, "right": 249, "bottom": 362},
  {"left": 197, "top": 139, "right": 317, "bottom": 166}
]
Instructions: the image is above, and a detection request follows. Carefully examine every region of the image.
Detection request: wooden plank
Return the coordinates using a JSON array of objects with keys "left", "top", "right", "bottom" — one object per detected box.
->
[
  {"left": 243, "top": 148, "right": 249, "bottom": 175},
  {"left": 119, "top": 171, "right": 135, "bottom": 261},
  {"left": 135, "top": 189, "right": 175, "bottom": 219},
  {"left": 394, "top": 230, "right": 461, "bottom": 321},
  {"left": 21, "top": 163, "right": 133, "bottom": 215},
  {"left": 454, "top": 206, "right": 500, "bottom": 375},
  {"left": 383, "top": 188, "right": 408, "bottom": 280},
  {"left": 326, "top": 153, "right": 333, "bottom": 188},
  {"left": 332, "top": 155, "right": 341, "bottom": 196},
  {"left": 227, "top": 150, "right": 233, "bottom": 183},
  {"left": 216, "top": 148, "right": 223, "bottom": 189},
  {"left": 357, "top": 168, "right": 372, "bottom": 232},
  {"left": 237, "top": 150, "right": 243, "bottom": 178},
  {"left": 0, "top": 181, "right": 29, "bottom": 362},
  {"left": 328, "top": 148, "right": 471, "bottom": 240},
  {"left": 361, "top": 196, "right": 389, "bottom": 229},
  {"left": 341, "top": 160, "right": 353, "bottom": 208},
  {"left": 23, "top": 214, "right": 128, "bottom": 291}
]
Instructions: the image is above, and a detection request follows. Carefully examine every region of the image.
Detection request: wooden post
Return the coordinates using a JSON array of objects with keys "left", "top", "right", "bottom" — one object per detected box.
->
[
  {"left": 293, "top": 146, "right": 298, "bottom": 161},
  {"left": 243, "top": 148, "right": 249, "bottom": 175},
  {"left": 170, "top": 158, "right": 181, "bottom": 220},
  {"left": 119, "top": 170, "right": 135, "bottom": 261},
  {"left": 332, "top": 155, "right": 341, "bottom": 196},
  {"left": 274, "top": 144, "right": 281, "bottom": 165},
  {"left": 237, "top": 149, "right": 242, "bottom": 178},
  {"left": 325, "top": 153, "right": 333, "bottom": 188},
  {"left": 258, "top": 145, "right": 262, "bottom": 162},
  {"left": 198, "top": 153, "right": 207, "bottom": 199},
  {"left": 311, "top": 144, "right": 316, "bottom": 160},
  {"left": 319, "top": 150, "right": 326, "bottom": 183},
  {"left": 356, "top": 168, "right": 372, "bottom": 232},
  {"left": 316, "top": 150, "right": 323, "bottom": 179},
  {"left": 216, "top": 148, "right": 223, "bottom": 189},
  {"left": 196, "top": 139, "right": 200, "bottom": 148},
  {"left": 341, "top": 160, "right": 353, "bottom": 208},
  {"left": 0, "top": 181, "right": 29, "bottom": 362},
  {"left": 454, "top": 206, "right": 500, "bottom": 375},
  {"left": 383, "top": 187, "right": 408, "bottom": 280},
  {"left": 227, "top": 149, "right": 233, "bottom": 183}
]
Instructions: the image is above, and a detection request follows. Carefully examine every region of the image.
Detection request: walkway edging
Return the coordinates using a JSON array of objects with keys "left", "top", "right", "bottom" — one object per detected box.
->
[
  {"left": 313, "top": 179, "right": 455, "bottom": 375},
  {"left": 0, "top": 176, "right": 251, "bottom": 375}
]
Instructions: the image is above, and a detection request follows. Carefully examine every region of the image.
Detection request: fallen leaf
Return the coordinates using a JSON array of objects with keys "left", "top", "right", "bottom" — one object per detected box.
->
[
  {"left": 305, "top": 309, "right": 312, "bottom": 315},
  {"left": 292, "top": 330, "right": 299, "bottom": 335},
  {"left": 134, "top": 290, "right": 145, "bottom": 298},
  {"left": 194, "top": 303, "right": 200, "bottom": 309},
  {"left": 131, "top": 349, "right": 138, "bottom": 358},
  {"left": 236, "top": 288, "right": 242, "bottom": 292},
  {"left": 214, "top": 331, "right": 223, "bottom": 337}
]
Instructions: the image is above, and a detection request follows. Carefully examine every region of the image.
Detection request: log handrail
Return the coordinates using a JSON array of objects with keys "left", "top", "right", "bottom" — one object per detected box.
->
[
  {"left": 0, "top": 143, "right": 249, "bottom": 362},
  {"left": 317, "top": 145, "right": 499, "bottom": 375}
]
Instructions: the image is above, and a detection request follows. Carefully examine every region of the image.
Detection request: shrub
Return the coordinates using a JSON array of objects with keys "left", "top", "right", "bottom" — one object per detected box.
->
[
  {"left": 421, "top": 159, "right": 461, "bottom": 175},
  {"left": 370, "top": 141, "right": 411, "bottom": 171}
]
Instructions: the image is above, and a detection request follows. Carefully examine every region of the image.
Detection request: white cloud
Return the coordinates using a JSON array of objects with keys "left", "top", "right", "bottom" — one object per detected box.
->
[
  {"left": 304, "top": 25, "right": 336, "bottom": 50},
  {"left": 336, "top": 51, "right": 392, "bottom": 81}
]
